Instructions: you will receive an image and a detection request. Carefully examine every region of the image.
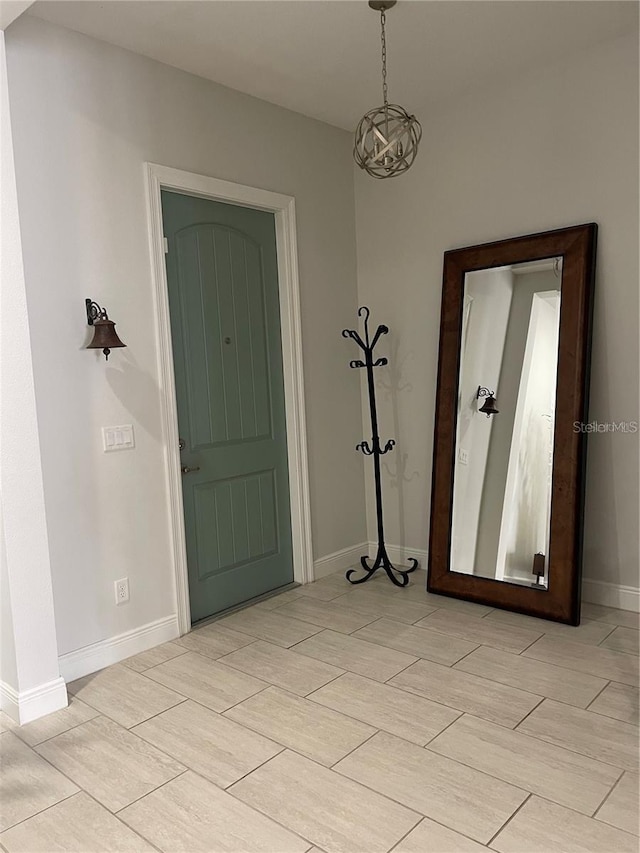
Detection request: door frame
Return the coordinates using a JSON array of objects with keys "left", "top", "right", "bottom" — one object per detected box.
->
[{"left": 145, "top": 163, "right": 314, "bottom": 634}]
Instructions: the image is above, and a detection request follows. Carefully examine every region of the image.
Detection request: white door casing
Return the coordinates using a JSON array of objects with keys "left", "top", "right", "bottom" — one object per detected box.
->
[{"left": 145, "top": 163, "right": 314, "bottom": 633}]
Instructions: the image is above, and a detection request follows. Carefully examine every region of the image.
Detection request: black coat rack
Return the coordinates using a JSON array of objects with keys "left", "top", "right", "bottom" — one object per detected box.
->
[{"left": 343, "top": 307, "right": 419, "bottom": 587}]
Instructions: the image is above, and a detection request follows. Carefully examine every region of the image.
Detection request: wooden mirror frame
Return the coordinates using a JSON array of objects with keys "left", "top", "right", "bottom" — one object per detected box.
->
[{"left": 427, "top": 224, "right": 597, "bottom": 624}]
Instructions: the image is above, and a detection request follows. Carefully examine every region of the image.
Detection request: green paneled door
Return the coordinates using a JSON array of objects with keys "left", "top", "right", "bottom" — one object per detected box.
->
[{"left": 162, "top": 190, "right": 294, "bottom": 623}]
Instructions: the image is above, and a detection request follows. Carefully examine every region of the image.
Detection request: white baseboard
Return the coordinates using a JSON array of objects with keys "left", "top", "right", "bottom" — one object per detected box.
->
[
  {"left": 317, "top": 543, "right": 638, "bottom": 613},
  {"left": 0, "top": 676, "right": 68, "bottom": 725},
  {"left": 581, "top": 578, "right": 640, "bottom": 613},
  {"left": 58, "top": 615, "right": 180, "bottom": 682},
  {"left": 313, "top": 542, "right": 368, "bottom": 580},
  {"left": 312, "top": 541, "right": 427, "bottom": 582},
  {"left": 372, "top": 542, "right": 428, "bottom": 571}
]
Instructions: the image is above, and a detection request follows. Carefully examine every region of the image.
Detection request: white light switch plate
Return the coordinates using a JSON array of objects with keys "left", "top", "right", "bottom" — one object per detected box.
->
[{"left": 103, "top": 424, "right": 135, "bottom": 452}]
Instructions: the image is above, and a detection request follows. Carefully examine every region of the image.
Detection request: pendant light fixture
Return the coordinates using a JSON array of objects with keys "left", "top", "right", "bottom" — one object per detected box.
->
[{"left": 354, "top": 0, "right": 422, "bottom": 179}]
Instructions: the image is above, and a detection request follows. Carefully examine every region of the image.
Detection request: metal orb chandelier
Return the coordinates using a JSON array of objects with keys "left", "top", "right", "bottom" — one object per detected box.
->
[{"left": 354, "top": 0, "right": 422, "bottom": 179}]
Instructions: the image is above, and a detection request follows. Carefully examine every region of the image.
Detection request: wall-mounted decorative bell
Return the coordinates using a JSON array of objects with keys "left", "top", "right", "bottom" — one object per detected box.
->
[
  {"left": 85, "top": 299, "right": 126, "bottom": 361},
  {"left": 477, "top": 386, "right": 499, "bottom": 417}
]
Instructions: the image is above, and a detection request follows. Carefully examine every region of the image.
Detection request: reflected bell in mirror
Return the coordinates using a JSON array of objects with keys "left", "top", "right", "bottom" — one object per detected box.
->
[{"left": 476, "top": 386, "right": 499, "bottom": 417}]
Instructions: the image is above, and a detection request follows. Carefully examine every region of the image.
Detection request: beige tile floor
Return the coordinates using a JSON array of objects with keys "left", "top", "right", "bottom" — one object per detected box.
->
[{"left": 1, "top": 568, "right": 639, "bottom": 853}]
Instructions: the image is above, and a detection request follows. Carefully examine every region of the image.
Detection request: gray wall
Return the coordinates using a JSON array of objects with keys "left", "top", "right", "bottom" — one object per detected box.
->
[
  {"left": 6, "top": 15, "right": 366, "bottom": 656},
  {"left": 475, "top": 270, "right": 558, "bottom": 578},
  {"left": 355, "top": 31, "right": 639, "bottom": 593}
]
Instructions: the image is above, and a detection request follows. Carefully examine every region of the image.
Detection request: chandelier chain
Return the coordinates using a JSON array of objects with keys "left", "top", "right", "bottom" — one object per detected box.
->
[{"left": 380, "top": 9, "right": 388, "bottom": 105}]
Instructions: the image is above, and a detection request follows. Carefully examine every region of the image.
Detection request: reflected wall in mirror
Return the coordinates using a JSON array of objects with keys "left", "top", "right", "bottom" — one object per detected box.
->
[
  {"left": 428, "top": 225, "right": 597, "bottom": 624},
  {"left": 452, "top": 257, "right": 562, "bottom": 588}
]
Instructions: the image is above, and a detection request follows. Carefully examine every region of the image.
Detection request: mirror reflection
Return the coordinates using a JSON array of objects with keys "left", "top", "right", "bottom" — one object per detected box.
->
[{"left": 451, "top": 257, "right": 562, "bottom": 588}]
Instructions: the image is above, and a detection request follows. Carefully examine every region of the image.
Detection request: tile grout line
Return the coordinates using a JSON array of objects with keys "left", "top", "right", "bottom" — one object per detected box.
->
[
  {"left": 29, "top": 713, "right": 219, "bottom": 833},
  {"left": 304, "top": 680, "right": 458, "bottom": 747},
  {"left": 387, "top": 808, "right": 501, "bottom": 853},
  {"left": 509, "top": 693, "right": 547, "bottom": 729},
  {"left": 590, "top": 768, "right": 627, "bottom": 819},
  {"left": 68, "top": 686, "right": 190, "bottom": 732},
  {"left": 7, "top": 727, "right": 176, "bottom": 849},
  {"left": 386, "top": 819, "right": 422, "bottom": 853},
  {"left": 138, "top": 643, "right": 262, "bottom": 678},
  {"left": 347, "top": 611, "right": 408, "bottom": 634},
  {"left": 327, "top": 727, "right": 380, "bottom": 770},
  {"left": 79, "top": 787, "right": 167, "bottom": 853},
  {"left": 420, "top": 736, "right": 564, "bottom": 811},
  {"left": 271, "top": 599, "right": 395, "bottom": 635},
  {"left": 383, "top": 677, "right": 514, "bottom": 726},
  {"left": 448, "top": 644, "right": 483, "bottom": 667},
  {"left": 0, "top": 788, "right": 79, "bottom": 836},
  {"left": 485, "top": 792, "right": 533, "bottom": 847},
  {"left": 181, "top": 766, "right": 317, "bottom": 850},
  {"left": 451, "top": 652, "right": 613, "bottom": 709},
  {"left": 214, "top": 682, "right": 277, "bottom": 716},
  {"left": 334, "top": 623, "right": 461, "bottom": 667},
  {"left": 401, "top": 617, "right": 545, "bottom": 657},
  {"left": 353, "top": 619, "right": 493, "bottom": 666},
  {"left": 306, "top": 688, "right": 464, "bottom": 748},
  {"left": 584, "top": 678, "right": 613, "bottom": 712},
  {"left": 66, "top": 786, "right": 167, "bottom": 853},
  {"left": 228, "top": 744, "right": 426, "bottom": 834},
  {"left": 517, "top": 646, "right": 640, "bottom": 685},
  {"left": 512, "top": 715, "right": 639, "bottom": 772},
  {"left": 221, "top": 744, "right": 288, "bottom": 789},
  {"left": 381, "top": 656, "right": 421, "bottom": 685},
  {"left": 211, "top": 645, "right": 347, "bottom": 695},
  {"left": 329, "top": 742, "right": 527, "bottom": 840},
  {"left": 214, "top": 610, "right": 327, "bottom": 645},
  {"left": 137, "top": 671, "right": 277, "bottom": 723},
  {"left": 220, "top": 683, "right": 378, "bottom": 757},
  {"left": 420, "top": 713, "right": 634, "bottom": 820},
  {"left": 113, "top": 768, "right": 190, "bottom": 816},
  {"left": 122, "top": 649, "right": 191, "bottom": 673},
  {"left": 32, "top": 718, "right": 189, "bottom": 806},
  {"left": 287, "top": 628, "right": 421, "bottom": 679},
  {"left": 121, "top": 642, "right": 190, "bottom": 673},
  {"left": 351, "top": 612, "right": 624, "bottom": 664},
  {"left": 7, "top": 710, "right": 103, "bottom": 750},
  {"left": 383, "top": 666, "right": 545, "bottom": 729},
  {"left": 488, "top": 790, "right": 640, "bottom": 849},
  {"left": 595, "top": 624, "right": 625, "bottom": 648},
  {"left": 78, "top": 659, "right": 277, "bottom": 732},
  {"left": 301, "top": 668, "right": 351, "bottom": 698},
  {"left": 419, "top": 709, "right": 465, "bottom": 749},
  {"left": 516, "top": 632, "right": 547, "bottom": 656}
]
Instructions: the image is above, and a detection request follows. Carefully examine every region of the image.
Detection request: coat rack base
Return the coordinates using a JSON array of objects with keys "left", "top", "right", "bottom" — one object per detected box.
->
[{"left": 346, "top": 542, "right": 419, "bottom": 588}]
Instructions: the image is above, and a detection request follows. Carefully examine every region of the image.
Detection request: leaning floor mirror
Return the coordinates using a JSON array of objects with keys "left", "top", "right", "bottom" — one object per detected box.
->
[{"left": 428, "top": 224, "right": 597, "bottom": 624}]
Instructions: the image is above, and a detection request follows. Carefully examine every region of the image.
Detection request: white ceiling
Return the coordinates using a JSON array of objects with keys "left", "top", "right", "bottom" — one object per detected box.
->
[{"left": 28, "top": 0, "right": 638, "bottom": 130}]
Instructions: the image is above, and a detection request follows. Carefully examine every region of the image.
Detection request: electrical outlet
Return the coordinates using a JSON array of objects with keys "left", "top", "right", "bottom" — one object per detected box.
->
[{"left": 115, "top": 578, "right": 129, "bottom": 605}]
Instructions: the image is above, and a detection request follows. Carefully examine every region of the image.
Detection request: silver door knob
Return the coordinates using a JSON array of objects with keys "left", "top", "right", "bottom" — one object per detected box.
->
[{"left": 181, "top": 465, "right": 200, "bottom": 475}]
